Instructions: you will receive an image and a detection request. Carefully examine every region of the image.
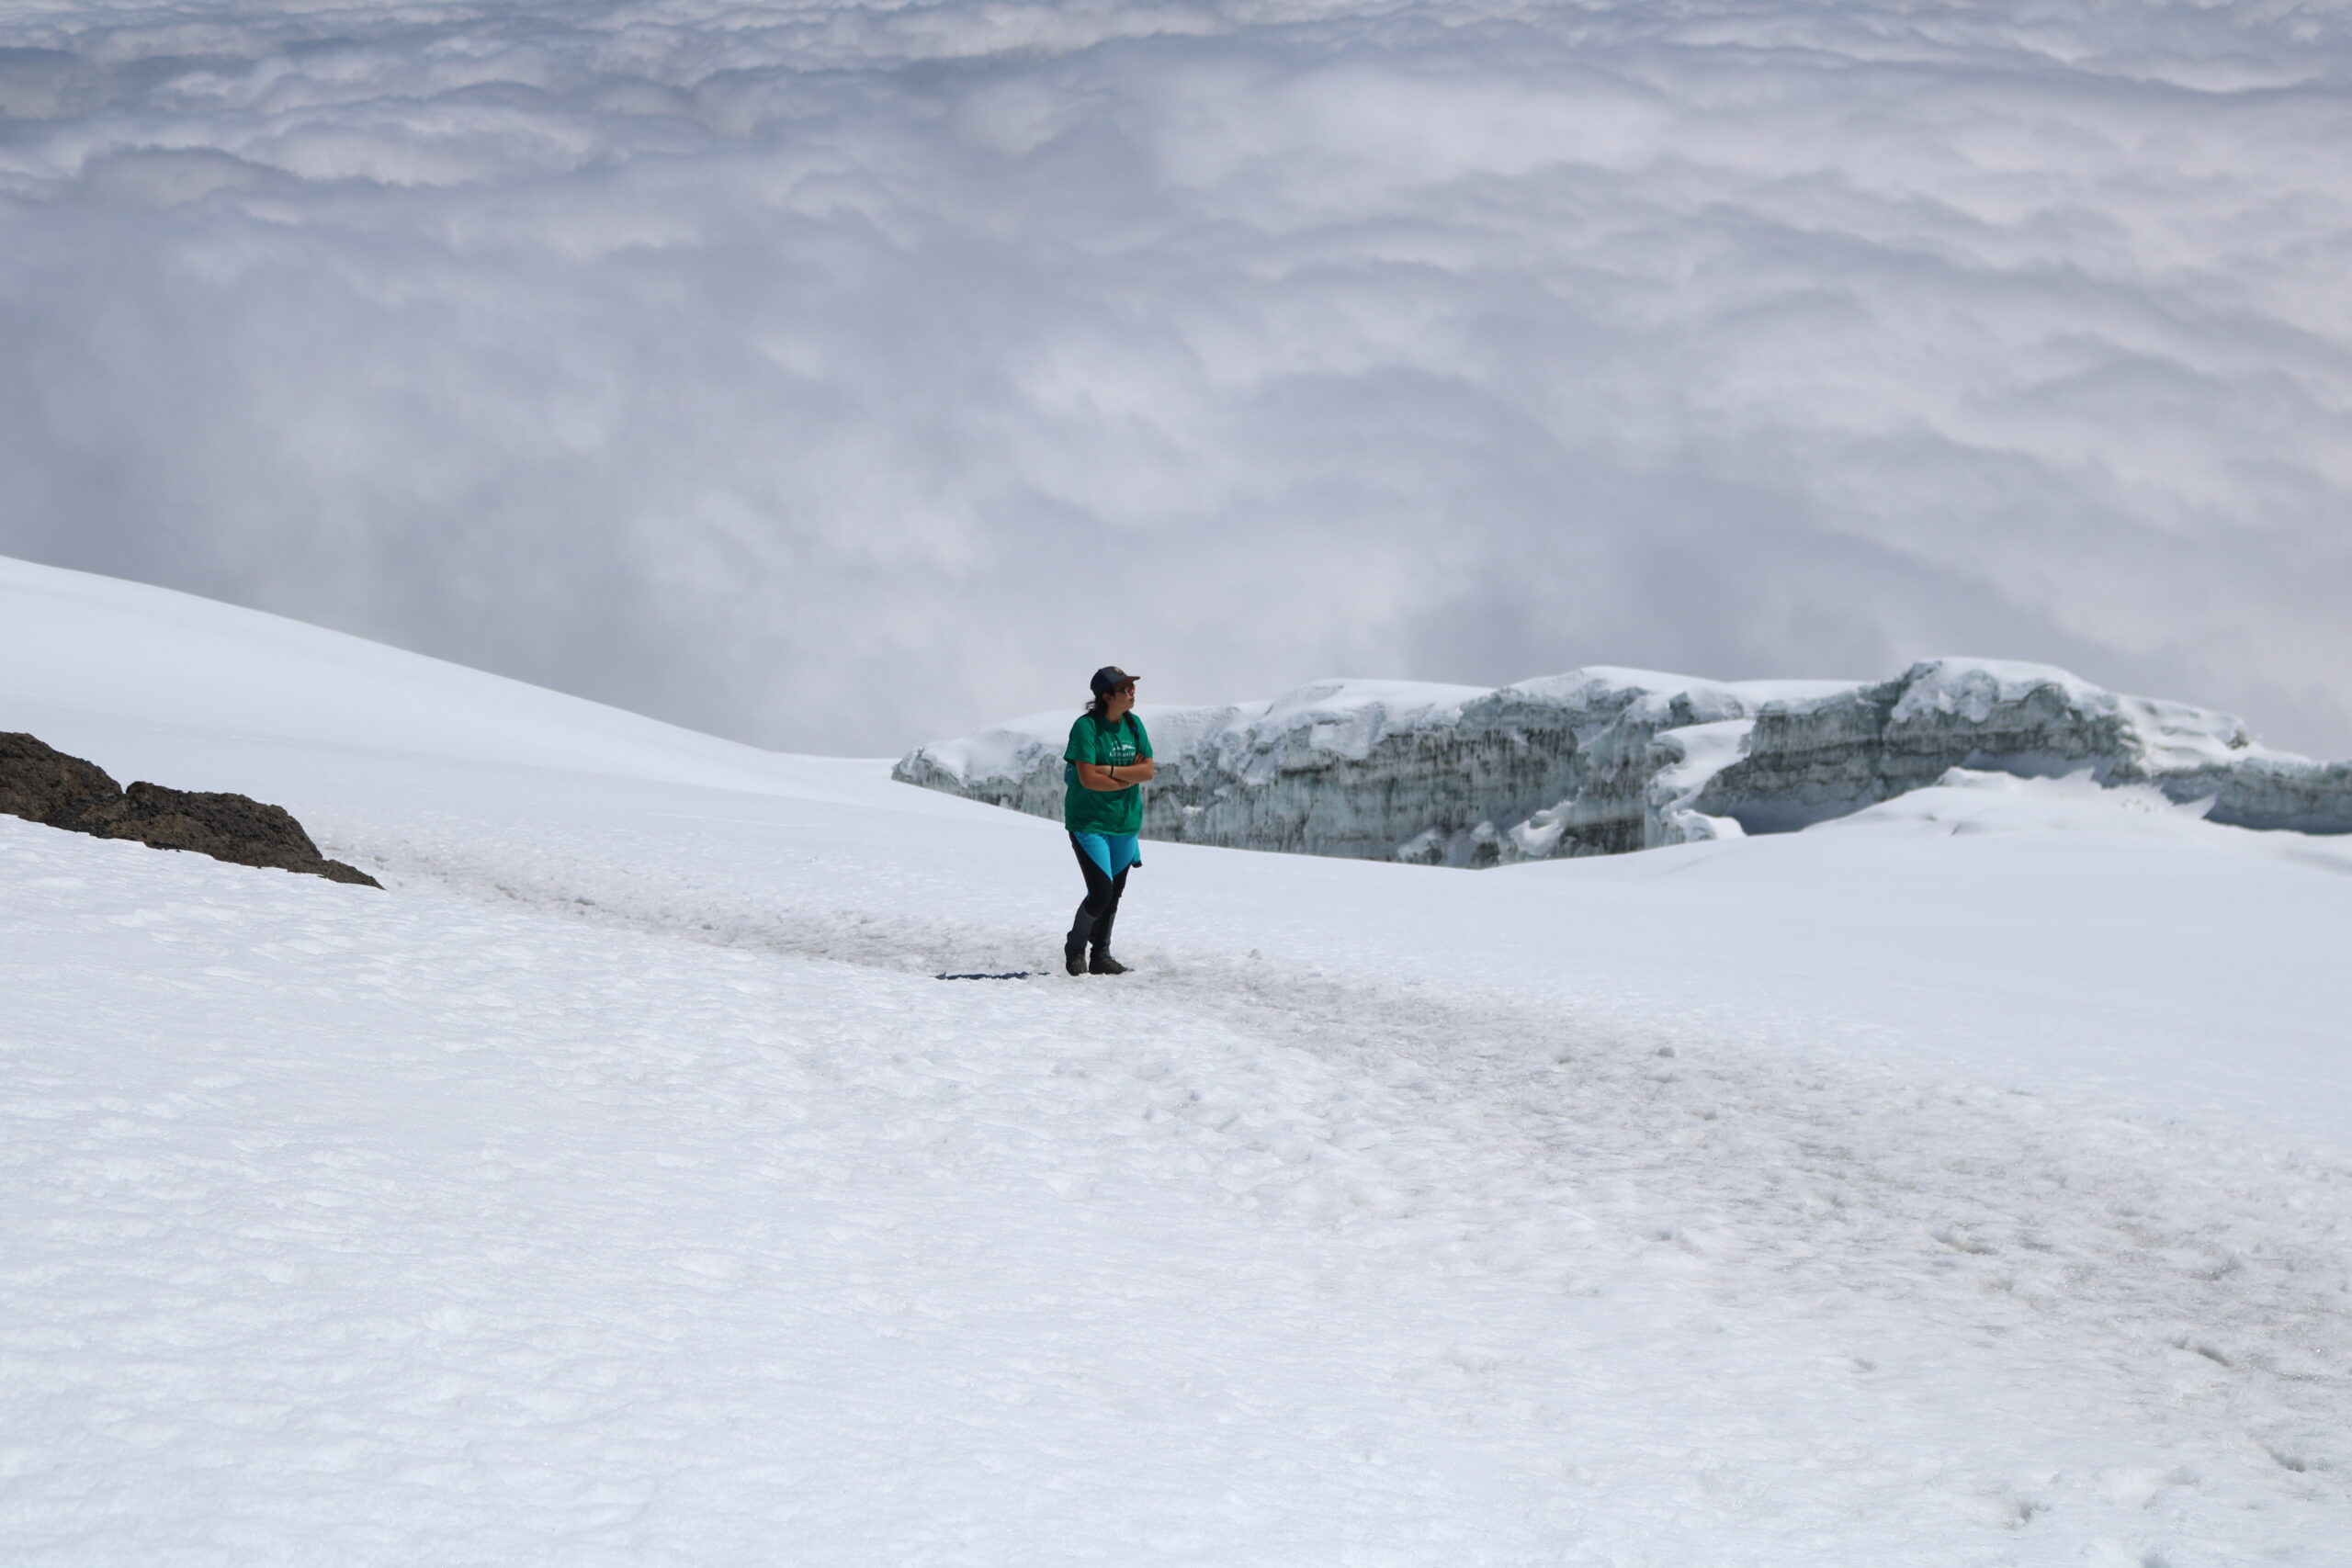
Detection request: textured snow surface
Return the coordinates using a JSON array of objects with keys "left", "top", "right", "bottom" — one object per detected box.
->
[
  {"left": 900, "top": 660, "right": 2352, "bottom": 864},
  {"left": 6, "top": 559, "right": 2352, "bottom": 1563}
]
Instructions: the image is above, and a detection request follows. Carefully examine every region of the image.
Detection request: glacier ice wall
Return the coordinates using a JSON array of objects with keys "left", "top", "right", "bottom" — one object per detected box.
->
[{"left": 894, "top": 660, "right": 2352, "bottom": 866}]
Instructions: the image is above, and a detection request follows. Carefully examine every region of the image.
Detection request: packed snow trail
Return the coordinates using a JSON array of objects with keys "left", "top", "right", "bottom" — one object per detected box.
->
[
  {"left": 7, "top": 806, "right": 2351, "bottom": 1563},
  {"left": 6, "top": 558, "right": 2352, "bottom": 1562}
]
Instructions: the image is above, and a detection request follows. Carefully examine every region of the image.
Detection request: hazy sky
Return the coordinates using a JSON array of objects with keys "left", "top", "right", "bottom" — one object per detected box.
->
[{"left": 5, "top": 0, "right": 2350, "bottom": 757}]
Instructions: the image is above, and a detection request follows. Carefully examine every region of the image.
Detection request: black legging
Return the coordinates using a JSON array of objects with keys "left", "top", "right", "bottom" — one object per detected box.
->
[{"left": 1068, "top": 834, "right": 1129, "bottom": 953}]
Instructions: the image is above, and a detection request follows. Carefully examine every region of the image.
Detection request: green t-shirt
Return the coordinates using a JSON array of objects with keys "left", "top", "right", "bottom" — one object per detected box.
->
[{"left": 1063, "top": 713, "right": 1153, "bottom": 835}]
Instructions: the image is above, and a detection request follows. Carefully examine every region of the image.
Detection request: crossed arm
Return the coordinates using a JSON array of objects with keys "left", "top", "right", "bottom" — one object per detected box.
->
[{"left": 1074, "top": 757, "right": 1157, "bottom": 791}]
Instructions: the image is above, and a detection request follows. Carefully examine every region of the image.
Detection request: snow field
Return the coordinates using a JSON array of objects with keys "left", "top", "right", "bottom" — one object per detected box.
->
[
  {"left": 5, "top": 561, "right": 2351, "bottom": 1562},
  {"left": 6, "top": 788, "right": 2349, "bottom": 1562}
]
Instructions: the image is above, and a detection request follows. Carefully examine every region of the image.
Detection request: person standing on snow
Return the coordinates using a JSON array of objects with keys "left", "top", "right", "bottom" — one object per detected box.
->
[{"left": 1063, "top": 665, "right": 1153, "bottom": 976}]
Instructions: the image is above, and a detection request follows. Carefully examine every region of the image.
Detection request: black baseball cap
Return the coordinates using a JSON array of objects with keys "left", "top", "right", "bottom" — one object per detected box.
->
[{"left": 1090, "top": 666, "right": 1139, "bottom": 695}]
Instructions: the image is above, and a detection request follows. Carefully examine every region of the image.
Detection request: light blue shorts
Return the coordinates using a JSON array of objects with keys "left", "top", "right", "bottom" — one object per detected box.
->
[{"left": 1070, "top": 831, "right": 1141, "bottom": 879}]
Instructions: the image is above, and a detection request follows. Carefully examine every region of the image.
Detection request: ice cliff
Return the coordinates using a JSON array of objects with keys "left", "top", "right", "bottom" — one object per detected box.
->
[{"left": 893, "top": 660, "right": 2352, "bottom": 865}]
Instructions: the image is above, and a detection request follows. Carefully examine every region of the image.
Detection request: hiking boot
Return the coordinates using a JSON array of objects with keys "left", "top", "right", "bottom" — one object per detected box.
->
[
  {"left": 1088, "top": 951, "right": 1129, "bottom": 976},
  {"left": 1064, "top": 935, "right": 1088, "bottom": 976}
]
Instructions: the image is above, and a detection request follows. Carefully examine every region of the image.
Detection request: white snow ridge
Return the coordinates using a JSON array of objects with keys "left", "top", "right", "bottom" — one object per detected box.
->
[{"left": 4, "top": 554, "right": 2350, "bottom": 1566}]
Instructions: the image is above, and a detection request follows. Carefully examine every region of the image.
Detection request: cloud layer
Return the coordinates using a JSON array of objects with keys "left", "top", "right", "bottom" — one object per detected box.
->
[{"left": 6, "top": 0, "right": 2351, "bottom": 755}]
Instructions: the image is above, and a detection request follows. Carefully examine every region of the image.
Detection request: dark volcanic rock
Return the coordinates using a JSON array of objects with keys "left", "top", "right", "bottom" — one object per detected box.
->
[
  {"left": 90, "top": 783, "right": 382, "bottom": 886},
  {"left": 0, "top": 731, "right": 124, "bottom": 829},
  {"left": 1, "top": 732, "right": 379, "bottom": 887}
]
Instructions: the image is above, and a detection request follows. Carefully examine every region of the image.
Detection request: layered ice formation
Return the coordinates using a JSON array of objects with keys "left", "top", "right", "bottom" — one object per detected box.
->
[{"left": 894, "top": 660, "right": 2352, "bottom": 865}]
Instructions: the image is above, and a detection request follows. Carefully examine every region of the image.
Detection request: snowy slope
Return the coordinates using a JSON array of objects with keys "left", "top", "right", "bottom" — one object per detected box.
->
[
  {"left": 0, "top": 554, "right": 833, "bottom": 794},
  {"left": 4, "top": 557, "right": 2350, "bottom": 1565}
]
